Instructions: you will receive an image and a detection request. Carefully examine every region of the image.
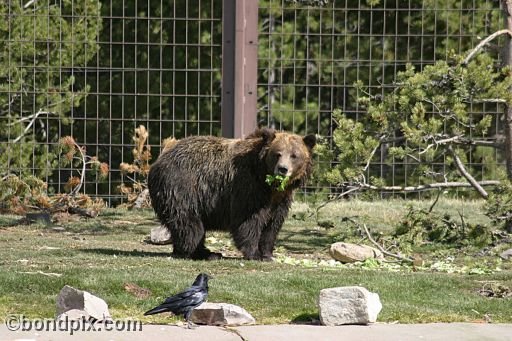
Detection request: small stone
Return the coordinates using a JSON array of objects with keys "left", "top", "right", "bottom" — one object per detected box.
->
[
  {"left": 329, "top": 242, "right": 383, "bottom": 263},
  {"left": 56, "top": 285, "right": 111, "bottom": 322},
  {"left": 190, "top": 302, "right": 256, "bottom": 326},
  {"left": 149, "top": 225, "right": 172, "bottom": 245},
  {"left": 318, "top": 286, "right": 382, "bottom": 326},
  {"left": 500, "top": 248, "right": 512, "bottom": 260}
]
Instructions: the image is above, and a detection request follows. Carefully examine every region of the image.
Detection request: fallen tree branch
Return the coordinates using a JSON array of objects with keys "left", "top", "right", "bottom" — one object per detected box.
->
[
  {"left": 361, "top": 223, "right": 414, "bottom": 263},
  {"left": 68, "top": 206, "right": 99, "bottom": 218},
  {"left": 17, "top": 271, "right": 62, "bottom": 277},
  {"left": 448, "top": 145, "right": 489, "bottom": 198},
  {"left": 347, "top": 180, "right": 500, "bottom": 193},
  {"left": 428, "top": 189, "right": 442, "bottom": 213}
]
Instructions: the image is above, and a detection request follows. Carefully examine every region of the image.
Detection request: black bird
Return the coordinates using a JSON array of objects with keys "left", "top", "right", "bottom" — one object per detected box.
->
[{"left": 144, "top": 273, "right": 210, "bottom": 327}]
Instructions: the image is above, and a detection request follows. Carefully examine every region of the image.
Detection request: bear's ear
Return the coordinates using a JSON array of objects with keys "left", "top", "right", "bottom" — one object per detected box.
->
[
  {"left": 247, "top": 128, "right": 276, "bottom": 144},
  {"left": 303, "top": 134, "right": 316, "bottom": 150}
]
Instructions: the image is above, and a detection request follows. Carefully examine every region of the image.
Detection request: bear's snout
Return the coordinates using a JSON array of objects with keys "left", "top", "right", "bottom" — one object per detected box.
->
[
  {"left": 275, "top": 163, "right": 292, "bottom": 177},
  {"left": 277, "top": 166, "right": 289, "bottom": 176}
]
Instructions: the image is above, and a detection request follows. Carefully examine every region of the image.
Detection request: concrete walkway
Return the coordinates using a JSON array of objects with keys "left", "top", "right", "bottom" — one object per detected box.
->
[{"left": 1, "top": 323, "right": 512, "bottom": 341}]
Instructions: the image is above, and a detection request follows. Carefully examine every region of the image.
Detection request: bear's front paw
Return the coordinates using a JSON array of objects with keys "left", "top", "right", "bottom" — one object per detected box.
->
[
  {"left": 242, "top": 252, "right": 262, "bottom": 261},
  {"left": 260, "top": 254, "right": 275, "bottom": 262}
]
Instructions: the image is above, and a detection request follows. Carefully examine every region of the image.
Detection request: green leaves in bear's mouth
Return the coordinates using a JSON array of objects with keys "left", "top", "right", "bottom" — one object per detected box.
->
[{"left": 265, "top": 174, "right": 290, "bottom": 192}]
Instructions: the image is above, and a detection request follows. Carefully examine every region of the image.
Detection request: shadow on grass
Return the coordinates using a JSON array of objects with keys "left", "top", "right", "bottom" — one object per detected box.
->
[
  {"left": 278, "top": 228, "right": 333, "bottom": 253},
  {"left": 79, "top": 248, "right": 171, "bottom": 258},
  {"left": 290, "top": 312, "right": 321, "bottom": 325},
  {"left": 56, "top": 223, "right": 152, "bottom": 236}
]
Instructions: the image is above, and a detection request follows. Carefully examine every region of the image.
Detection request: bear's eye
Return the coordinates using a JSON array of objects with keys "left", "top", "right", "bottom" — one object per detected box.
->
[
  {"left": 276, "top": 152, "right": 283, "bottom": 157},
  {"left": 291, "top": 153, "right": 297, "bottom": 159}
]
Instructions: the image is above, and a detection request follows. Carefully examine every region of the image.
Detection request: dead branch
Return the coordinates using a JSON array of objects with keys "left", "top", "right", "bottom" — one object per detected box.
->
[
  {"left": 361, "top": 223, "right": 414, "bottom": 263},
  {"left": 453, "top": 138, "right": 504, "bottom": 149},
  {"left": 10, "top": 109, "right": 53, "bottom": 143},
  {"left": 68, "top": 206, "right": 99, "bottom": 218},
  {"left": 419, "top": 135, "right": 463, "bottom": 155},
  {"left": 363, "top": 135, "right": 387, "bottom": 172},
  {"left": 447, "top": 145, "right": 489, "bottom": 198},
  {"left": 17, "top": 271, "right": 62, "bottom": 277},
  {"left": 70, "top": 142, "right": 87, "bottom": 196},
  {"left": 351, "top": 180, "right": 500, "bottom": 193},
  {"left": 464, "top": 29, "right": 512, "bottom": 64},
  {"left": 428, "top": 189, "right": 442, "bottom": 213}
]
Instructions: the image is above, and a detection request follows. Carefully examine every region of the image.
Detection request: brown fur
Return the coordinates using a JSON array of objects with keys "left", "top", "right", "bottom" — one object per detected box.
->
[{"left": 148, "top": 128, "right": 316, "bottom": 260}]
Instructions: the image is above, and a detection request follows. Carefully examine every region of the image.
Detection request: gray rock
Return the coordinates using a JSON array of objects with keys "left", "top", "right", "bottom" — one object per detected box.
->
[
  {"left": 56, "top": 309, "right": 90, "bottom": 322},
  {"left": 149, "top": 225, "right": 172, "bottom": 245},
  {"left": 318, "top": 286, "right": 382, "bottom": 326},
  {"left": 329, "top": 242, "right": 383, "bottom": 263},
  {"left": 133, "top": 189, "right": 151, "bottom": 209},
  {"left": 190, "top": 302, "right": 256, "bottom": 326},
  {"left": 500, "top": 248, "right": 512, "bottom": 260},
  {"left": 56, "top": 285, "right": 111, "bottom": 322},
  {"left": 26, "top": 212, "right": 52, "bottom": 226}
]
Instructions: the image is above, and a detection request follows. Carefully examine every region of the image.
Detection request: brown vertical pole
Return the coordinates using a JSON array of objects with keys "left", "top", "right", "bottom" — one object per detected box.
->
[{"left": 221, "top": 0, "right": 258, "bottom": 138}]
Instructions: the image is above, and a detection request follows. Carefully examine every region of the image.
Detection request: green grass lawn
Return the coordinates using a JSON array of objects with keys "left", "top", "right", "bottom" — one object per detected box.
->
[{"left": 0, "top": 199, "right": 511, "bottom": 324}]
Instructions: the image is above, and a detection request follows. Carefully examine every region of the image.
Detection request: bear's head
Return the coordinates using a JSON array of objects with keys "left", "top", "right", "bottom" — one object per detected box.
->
[{"left": 248, "top": 128, "right": 316, "bottom": 189}]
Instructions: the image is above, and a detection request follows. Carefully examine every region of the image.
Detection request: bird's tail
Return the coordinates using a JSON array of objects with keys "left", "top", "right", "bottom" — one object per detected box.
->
[{"left": 144, "top": 305, "right": 171, "bottom": 316}]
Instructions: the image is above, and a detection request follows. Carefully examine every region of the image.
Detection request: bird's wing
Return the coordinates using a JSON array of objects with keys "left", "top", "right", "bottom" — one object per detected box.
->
[
  {"left": 162, "top": 285, "right": 204, "bottom": 304},
  {"left": 163, "top": 288, "right": 207, "bottom": 311},
  {"left": 144, "top": 285, "right": 208, "bottom": 316}
]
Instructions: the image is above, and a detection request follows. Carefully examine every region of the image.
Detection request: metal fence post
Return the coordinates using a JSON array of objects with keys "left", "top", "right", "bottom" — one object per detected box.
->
[{"left": 221, "top": 0, "right": 258, "bottom": 138}]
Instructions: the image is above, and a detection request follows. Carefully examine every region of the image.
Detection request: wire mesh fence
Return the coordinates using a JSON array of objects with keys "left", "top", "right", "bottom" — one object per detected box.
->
[
  {"left": 0, "top": 0, "right": 507, "bottom": 205},
  {"left": 1, "top": 0, "right": 222, "bottom": 205},
  {"left": 258, "top": 0, "right": 505, "bottom": 198}
]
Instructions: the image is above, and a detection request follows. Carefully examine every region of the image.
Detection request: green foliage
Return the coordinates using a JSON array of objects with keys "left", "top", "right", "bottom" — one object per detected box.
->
[
  {"left": 323, "top": 108, "right": 380, "bottom": 185},
  {"left": 87, "top": 0, "right": 222, "bottom": 144},
  {"left": 0, "top": 175, "right": 49, "bottom": 212},
  {"left": 257, "top": 1, "right": 501, "bottom": 135},
  {"left": 57, "top": 136, "right": 109, "bottom": 194},
  {"left": 0, "top": 0, "right": 101, "bottom": 178},
  {"left": 395, "top": 205, "right": 493, "bottom": 247},
  {"left": 325, "top": 52, "right": 512, "bottom": 192},
  {"left": 485, "top": 180, "right": 512, "bottom": 232},
  {"left": 266, "top": 174, "right": 290, "bottom": 191}
]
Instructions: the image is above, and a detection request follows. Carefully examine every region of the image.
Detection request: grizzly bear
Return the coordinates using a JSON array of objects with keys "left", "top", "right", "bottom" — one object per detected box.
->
[{"left": 147, "top": 128, "right": 316, "bottom": 260}]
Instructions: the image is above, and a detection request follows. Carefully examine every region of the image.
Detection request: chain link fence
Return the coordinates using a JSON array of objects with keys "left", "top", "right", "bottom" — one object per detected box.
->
[{"left": 0, "top": 0, "right": 506, "bottom": 205}]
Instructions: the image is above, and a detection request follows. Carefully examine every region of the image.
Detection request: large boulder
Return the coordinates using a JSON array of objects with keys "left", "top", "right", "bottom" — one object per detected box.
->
[
  {"left": 500, "top": 248, "right": 512, "bottom": 260},
  {"left": 329, "top": 242, "right": 383, "bottom": 263},
  {"left": 190, "top": 302, "right": 256, "bottom": 326},
  {"left": 318, "top": 286, "right": 382, "bottom": 326},
  {"left": 56, "top": 285, "right": 111, "bottom": 322}
]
